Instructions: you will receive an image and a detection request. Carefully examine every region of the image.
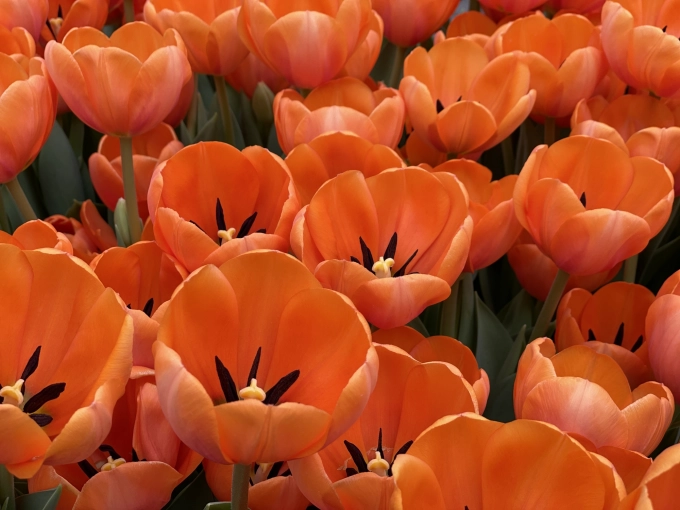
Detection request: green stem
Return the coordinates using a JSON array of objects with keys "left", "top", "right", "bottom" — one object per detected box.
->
[
  {"left": 186, "top": 74, "right": 199, "bottom": 137},
  {"left": 479, "top": 267, "right": 494, "bottom": 312},
  {"left": 544, "top": 117, "right": 556, "bottom": 146},
  {"left": 119, "top": 137, "right": 142, "bottom": 244},
  {"left": 0, "top": 189, "right": 10, "bottom": 232},
  {"left": 623, "top": 254, "right": 638, "bottom": 283},
  {"left": 6, "top": 178, "right": 37, "bottom": 222},
  {"left": 640, "top": 197, "right": 680, "bottom": 281},
  {"left": 124, "top": 0, "right": 135, "bottom": 23},
  {"left": 502, "top": 136, "right": 515, "bottom": 175},
  {"left": 231, "top": 463, "right": 250, "bottom": 510},
  {"left": 389, "top": 45, "right": 406, "bottom": 89},
  {"left": 0, "top": 466, "right": 15, "bottom": 510},
  {"left": 440, "top": 278, "right": 461, "bottom": 338},
  {"left": 530, "top": 269, "right": 570, "bottom": 341},
  {"left": 214, "top": 75, "right": 236, "bottom": 146},
  {"left": 470, "top": 0, "right": 480, "bottom": 11},
  {"left": 407, "top": 316, "right": 430, "bottom": 337}
]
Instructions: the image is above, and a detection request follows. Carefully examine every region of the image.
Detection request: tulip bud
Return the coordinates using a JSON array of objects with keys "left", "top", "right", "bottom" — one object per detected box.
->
[
  {"left": 252, "top": 81, "right": 275, "bottom": 128},
  {"left": 114, "top": 198, "right": 131, "bottom": 247}
]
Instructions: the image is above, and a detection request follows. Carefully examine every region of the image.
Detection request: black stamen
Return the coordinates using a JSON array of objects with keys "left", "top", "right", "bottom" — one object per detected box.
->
[
  {"left": 377, "top": 428, "right": 384, "bottom": 460},
  {"left": 190, "top": 220, "right": 205, "bottom": 233},
  {"left": 614, "top": 323, "right": 624, "bottom": 346},
  {"left": 255, "top": 228, "right": 266, "bottom": 234},
  {"left": 29, "top": 414, "right": 53, "bottom": 427},
  {"left": 631, "top": 335, "right": 644, "bottom": 352},
  {"left": 215, "top": 356, "right": 239, "bottom": 403},
  {"left": 587, "top": 329, "right": 596, "bottom": 341},
  {"left": 247, "top": 347, "right": 262, "bottom": 386},
  {"left": 280, "top": 469, "right": 291, "bottom": 477},
  {"left": 580, "top": 192, "right": 586, "bottom": 207},
  {"left": 398, "top": 127, "right": 408, "bottom": 149},
  {"left": 344, "top": 441, "right": 368, "bottom": 473},
  {"left": 393, "top": 250, "right": 418, "bottom": 277},
  {"left": 132, "top": 448, "right": 139, "bottom": 462},
  {"left": 263, "top": 370, "right": 300, "bottom": 405},
  {"left": 384, "top": 233, "right": 398, "bottom": 261},
  {"left": 350, "top": 256, "right": 361, "bottom": 265},
  {"left": 142, "top": 298, "right": 154, "bottom": 317},
  {"left": 23, "top": 382, "right": 66, "bottom": 414},
  {"left": 388, "top": 440, "right": 413, "bottom": 476},
  {"left": 436, "top": 100, "right": 444, "bottom": 113},
  {"left": 78, "top": 460, "right": 98, "bottom": 478},
  {"left": 663, "top": 25, "right": 668, "bottom": 33},
  {"left": 99, "top": 445, "right": 122, "bottom": 459},
  {"left": 216, "top": 199, "right": 226, "bottom": 233},
  {"left": 20, "top": 346, "right": 41, "bottom": 393},
  {"left": 359, "top": 237, "right": 374, "bottom": 271},
  {"left": 267, "top": 461, "right": 284, "bottom": 479},
  {"left": 237, "top": 212, "right": 258, "bottom": 238},
  {"left": 57, "top": 5, "right": 63, "bottom": 18},
  {"left": 127, "top": 303, "right": 132, "bottom": 309},
  {"left": 44, "top": 19, "right": 57, "bottom": 40},
  {"left": 457, "top": 95, "right": 463, "bottom": 102},
  {"left": 345, "top": 468, "right": 358, "bottom": 477}
]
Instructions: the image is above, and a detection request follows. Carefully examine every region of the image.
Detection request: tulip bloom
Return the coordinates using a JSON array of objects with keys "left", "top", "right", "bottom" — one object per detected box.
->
[
  {"left": 555, "top": 282, "right": 656, "bottom": 388},
  {"left": 341, "top": 10, "right": 383, "bottom": 81},
  {"left": 619, "top": 442, "right": 680, "bottom": 508},
  {"left": 29, "top": 375, "right": 202, "bottom": 510},
  {"left": 646, "top": 290, "right": 680, "bottom": 402},
  {"left": 274, "top": 77, "right": 405, "bottom": 155},
  {"left": 400, "top": 38, "right": 535, "bottom": 157},
  {"left": 89, "top": 123, "right": 183, "bottom": 219},
  {"left": 0, "top": 245, "right": 133, "bottom": 478},
  {"left": 0, "top": 0, "right": 48, "bottom": 42},
  {"left": 371, "top": 0, "right": 459, "bottom": 47},
  {"left": 391, "top": 413, "right": 624, "bottom": 509},
  {"left": 515, "top": 338, "right": 674, "bottom": 455},
  {"left": 285, "top": 132, "right": 404, "bottom": 206},
  {"left": 445, "top": 11, "right": 497, "bottom": 47},
  {"left": 42, "top": 0, "right": 108, "bottom": 43},
  {"left": 148, "top": 142, "right": 299, "bottom": 276},
  {"left": 0, "top": 220, "right": 72, "bottom": 253},
  {"left": 290, "top": 344, "right": 480, "bottom": 509},
  {"left": 238, "top": 0, "right": 374, "bottom": 89},
  {"left": 545, "top": 0, "right": 606, "bottom": 13},
  {"left": 44, "top": 22, "right": 191, "bottom": 137},
  {"left": 154, "top": 250, "right": 378, "bottom": 465},
  {"left": 478, "top": 0, "right": 544, "bottom": 13},
  {"left": 514, "top": 136, "right": 674, "bottom": 276},
  {"left": 601, "top": 0, "right": 680, "bottom": 98},
  {"left": 226, "top": 52, "right": 288, "bottom": 99},
  {"left": 0, "top": 26, "right": 36, "bottom": 62},
  {"left": 291, "top": 167, "right": 472, "bottom": 329}
]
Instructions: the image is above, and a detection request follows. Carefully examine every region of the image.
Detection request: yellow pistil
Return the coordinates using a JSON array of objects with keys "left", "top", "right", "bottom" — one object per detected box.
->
[
  {"left": 0, "top": 379, "right": 24, "bottom": 407},
  {"left": 372, "top": 257, "right": 395, "bottom": 279},
  {"left": 100, "top": 456, "right": 126, "bottom": 471},
  {"left": 239, "top": 378, "right": 266, "bottom": 401},
  {"left": 367, "top": 451, "right": 390, "bottom": 477},
  {"left": 48, "top": 18, "right": 64, "bottom": 38},
  {"left": 218, "top": 228, "right": 237, "bottom": 243}
]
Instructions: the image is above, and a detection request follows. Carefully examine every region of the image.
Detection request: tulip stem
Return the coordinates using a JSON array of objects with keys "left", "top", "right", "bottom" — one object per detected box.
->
[
  {"left": 231, "top": 463, "right": 250, "bottom": 510},
  {"left": 623, "top": 255, "right": 638, "bottom": 283},
  {"left": 389, "top": 45, "right": 406, "bottom": 89},
  {"left": 186, "top": 74, "right": 199, "bottom": 137},
  {"left": 502, "top": 137, "right": 515, "bottom": 175},
  {"left": 470, "top": 0, "right": 480, "bottom": 11},
  {"left": 214, "top": 76, "right": 236, "bottom": 146},
  {"left": 5, "top": 178, "right": 37, "bottom": 222},
  {"left": 119, "top": 136, "right": 142, "bottom": 244},
  {"left": 124, "top": 0, "right": 135, "bottom": 23},
  {"left": 0, "top": 465, "right": 15, "bottom": 510},
  {"left": 544, "top": 118, "right": 556, "bottom": 146},
  {"left": 440, "top": 278, "right": 461, "bottom": 339},
  {"left": 0, "top": 190, "right": 10, "bottom": 232},
  {"left": 530, "top": 269, "right": 569, "bottom": 341}
]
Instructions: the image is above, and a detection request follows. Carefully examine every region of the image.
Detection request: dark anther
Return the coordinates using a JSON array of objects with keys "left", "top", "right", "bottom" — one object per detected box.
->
[
  {"left": 132, "top": 449, "right": 139, "bottom": 462},
  {"left": 587, "top": 329, "right": 596, "bottom": 341},
  {"left": 263, "top": 370, "right": 300, "bottom": 405},
  {"left": 190, "top": 220, "right": 205, "bottom": 233},
  {"left": 216, "top": 198, "right": 227, "bottom": 233},
  {"left": 580, "top": 192, "right": 586, "bottom": 207},
  {"left": 388, "top": 440, "right": 413, "bottom": 476},
  {"left": 57, "top": 5, "right": 63, "bottom": 18},
  {"left": 345, "top": 468, "right": 358, "bottom": 477},
  {"left": 359, "top": 237, "right": 374, "bottom": 271},
  {"left": 344, "top": 440, "right": 368, "bottom": 473},
  {"left": 631, "top": 335, "right": 644, "bottom": 353},
  {"left": 255, "top": 228, "right": 266, "bottom": 234},
  {"left": 465, "top": 507, "right": 470, "bottom": 510},
  {"left": 398, "top": 127, "right": 408, "bottom": 149},
  {"left": 267, "top": 461, "right": 284, "bottom": 479},
  {"left": 237, "top": 212, "right": 258, "bottom": 238},
  {"left": 457, "top": 95, "right": 463, "bottom": 102},
  {"left": 614, "top": 323, "right": 624, "bottom": 346},
  {"left": 23, "top": 382, "right": 66, "bottom": 414},
  {"left": 436, "top": 100, "right": 445, "bottom": 113},
  {"left": 350, "top": 256, "right": 361, "bottom": 264},
  {"left": 280, "top": 469, "right": 291, "bottom": 477},
  {"left": 393, "top": 250, "right": 418, "bottom": 278},
  {"left": 143, "top": 298, "right": 154, "bottom": 317},
  {"left": 78, "top": 460, "right": 98, "bottom": 478},
  {"left": 29, "top": 414, "right": 53, "bottom": 427},
  {"left": 20, "top": 345, "right": 41, "bottom": 393},
  {"left": 215, "top": 356, "right": 239, "bottom": 403},
  {"left": 377, "top": 428, "right": 384, "bottom": 460},
  {"left": 307, "top": 506, "right": 322, "bottom": 510},
  {"left": 663, "top": 25, "right": 668, "bottom": 32},
  {"left": 384, "top": 233, "right": 398, "bottom": 261},
  {"left": 247, "top": 347, "right": 262, "bottom": 387},
  {"left": 44, "top": 20, "right": 57, "bottom": 40},
  {"left": 99, "top": 445, "right": 123, "bottom": 459},
  {"left": 127, "top": 303, "right": 132, "bottom": 309}
]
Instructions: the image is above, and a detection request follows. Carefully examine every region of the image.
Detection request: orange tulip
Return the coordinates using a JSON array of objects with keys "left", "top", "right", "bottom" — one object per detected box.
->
[
  {"left": 391, "top": 413, "right": 625, "bottom": 509},
  {"left": 429, "top": 159, "right": 522, "bottom": 272},
  {"left": 371, "top": 0, "right": 459, "bottom": 47},
  {"left": 445, "top": 11, "right": 497, "bottom": 47},
  {"left": 29, "top": 373, "right": 202, "bottom": 510},
  {"left": 514, "top": 136, "right": 674, "bottom": 276},
  {"left": 153, "top": 250, "right": 378, "bottom": 465},
  {"left": 400, "top": 38, "right": 535, "bottom": 157},
  {"left": 0, "top": 25, "right": 36, "bottom": 62},
  {"left": 0, "top": 0, "right": 48, "bottom": 42},
  {"left": 44, "top": 22, "right": 191, "bottom": 137},
  {"left": 545, "top": 0, "right": 606, "bottom": 13},
  {"left": 42, "top": 0, "right": 108, "bottom": 43},
  {"left": 646, "top": 289, "right": 680, "bottom": 403},
  {"left": 0, "top": 245, "right": 132, "bottom": 478},
  {"left": 274, "top": 77, "right": 405, "bottom": 155},
  {"left": 0, "top": 54, "right": 56, "bottom": 183},
  {"left": 478, "top": 0, "right": 544, "bottom": 13},
  {"left": 238, "top": 0, "right": 374, "bottom": 89},
  {"left": 555, "top": 282, "right": 655, "bottom": 388},
  {"left": 289, "top": 343, "right": 480, "bottom": 510},
  {"left": 486, "top": 12, "right": 607, "bottom": 120},
  {"left": 285, "top": 132, "right": 404, "bottom": 206},
  {"left": 601, "top": 0, "right": 680, "bottom": 98},
  {"left": 89, "top": 123, "right": 183, "bottom": 219},
  {"left": 226, "top": 52, "right": 288, "bottom": 99},
  {"left": 148, "top": 142, "right": 299, "bottom": 276},
  {"left": 164, "top": 71, "right": 195, "bottom": 128},
  {"left": 515, "top": 337, "right": 674, "bottom": 455},
  {"left": 372, "top": 325, "right": 490, "bottom": 412},
  {"left": 340, "top": 10, "right": 383, "bottom": 81},
  {"left": 144, "top": 0, "right": 248, "bottom": 76},
  {"left": 291, "top": 167, "right": 472, "bottom": 329},
  {"left": 0, "top": 219, "right": 72, "bottom": 253},
  {"left": 619, "top": 442, "right": 680, "bottom": 509}
]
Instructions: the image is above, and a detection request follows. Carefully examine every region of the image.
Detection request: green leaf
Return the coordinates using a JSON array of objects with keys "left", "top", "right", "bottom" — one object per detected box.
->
[
  {"left": 457, "top": 273, "right": 476, "bottom": 348},
  {"left": 19, "top": 166, "right": 47, "bottom": 218},
  {"left": 203, "top": 504, "right": 232, "bottom": 510},
  {"left": 406, "top": 316, "right": 429, "bottom": 337},
  {"left": 266, "top": 124, "right": 284, "bottom": 158},
  {"left": 194, "top": 113, "right": 220, "bottom": 144},
  {"left": 483, "top": 373, "right": 516, "bottom": 423},
  {"left": 37, "top": 122, "right": 85, "bottom": 215},
  {"left": 164, "top": 470, "right": 215, "bottom": 510},
  {"left": 179, "top": 121, "right": 192, "bottom": 146},
  {"left": 475, "top": 293, "right": 514, "bottom": 385},
  {"left": 499, "top": 290, "right": 535, "bottom": 337},
  {"left": 239, "top": 92, "right": 263, "bottom": 147},
  {"left": 496, "top": 325, "right": 527, "bottom": 383},
  {"left": 0, "top": 466, "right": 13, "bottom": 510},
  {"left": 15, "top": 486, "right": 61, "bottom": 510},
  {"left": 1, "top": 497, "right": 8, "bottom": 510},
  {"left": 196, "top": 91, "right": 208, "bottom": 134}
]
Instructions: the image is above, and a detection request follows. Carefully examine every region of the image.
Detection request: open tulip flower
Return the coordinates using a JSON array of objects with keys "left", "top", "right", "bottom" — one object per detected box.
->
[
  {"left": 391, "top": 413, "right": 625, "bottom": 509},
  {"left": 291, "top": 167, "right": 472, "bottom": 329},
  {"left": 148, "top": 142, "right": 299, "bottom": 276},
  {"left": 289, "top": 343, "right": 480, "bottom": 510},
  {"left": 29, "top": 373, "right": 202, "bottom": 510},
  {"left": 514, "top": 136, "right": 674, "bottom": 276},
  {"left": 0, "top": 219, "right": 73, "bottom": 253},
  {"left": 226, "top": 52, "right": 288, "bottom": 99},
  {"left": 619, "top": 442, "right": 680, "bottom": 509},
  {"left": 555, "top": 282, "right": 656, "bottom": 388},
  {"left": 44, "top": 22, "right": 191, "bottom": 137},
  {"left": 646, "top": 280, "right": 680, "bottom": 402},
  {"left": 601, "top": 0, "right": 680, "bottom": 99},
  {"left": 0, "top": 0, "right": 48, "bottom": 42},
  {"left": 42, "top": 0, "right": 108, "bottom": 43},
  {"left": 515, "top": 338, "right": 674, "bottom": 455},
  {"left": 274, "top": 77, "right": 405, "bottom": 155},
  {"left": 400, "top": 38, "right": 536, "bottom": 157},
  {"left": 285, "top": 131, "right": 404, "bottom": 206},
  {"left": 237, "top": 0, "right": 374, "bottom": 89},
  {"left": 89, "top": 123, "right": 183, "bottom": 219},
  {"left": 153, "top": 250, "right": 378, "bottom": 466},
  {"left": 0, "top": 25, "right": 36, "bottom": 62},
  {"left": 371, "top": 0, "right": 459, "bottom": 47},
  {"left": 0, "top": 245, "right": 133, "bottom": 478}
]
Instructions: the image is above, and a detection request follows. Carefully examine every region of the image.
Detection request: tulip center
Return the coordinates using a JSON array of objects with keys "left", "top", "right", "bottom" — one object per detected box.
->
[
  {"left": 367, "top": 451, "right": 390, "bottom": 477},
  {"left": 372, "top": 257, "right": 395, "bottom": 279},
  {"left": 239, "top": 378, "right": 266, "bottom": 401},
  {"left": 45, "top": 6, "right": 64, "bottom": 40},
  {"left": 0, "top": 380, "right": 24, "bottom": 407},
  {"left": 352, "top": 233, "right": 418, "bottom": 278},
  {"left": 342, "top": 428, "right": 413, "bottom": 478},
  {"left": 218, "top": 228, "right": 237, "bottom": 243},
  {"left": 587, "top": 322, "right": 644, "bottom": 352},
  {"left": 100, "top": 456, "right": 126, "bottom": 472}
]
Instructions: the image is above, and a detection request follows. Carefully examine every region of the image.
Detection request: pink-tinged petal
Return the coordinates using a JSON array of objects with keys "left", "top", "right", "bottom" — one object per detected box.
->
[
  {"left": 334, "top": 472, "right": 396, "bottom": 509},
  {"left": 435, "top": 101, "right": 497, "bottom": 156},
  {"left": 288, "top": 454, "right": 344, "bottom": 510},
  {"left": 571, "top": 120, "right": 628, "bottom": 153},
  {"left": 622, "top": 382, "right": 674, "bottom": 455},
  {"left": 647, "top": 294, "right": 680, "bottom": 401},
  {"left": 514, "top": 338, "right": 557, "bottom": 416},
  {"left": 133, "top": 383, "right": 182, "bottom": 466}
]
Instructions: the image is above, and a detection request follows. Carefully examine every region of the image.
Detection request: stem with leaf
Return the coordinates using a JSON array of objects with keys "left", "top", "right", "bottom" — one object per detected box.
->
[
  {"left": 0, "top": 466, "right": 15, "bottom": 510},
  {"left": 124, "top": 0, "right": 135, "bottom": 24},
  {"left": 119, "top": 136, "right": 142, "bottom": 244},
  {"left": 214, "top": 76, "right": 236, "bottom": 146},
  {"left": 6, "top": 178, "right": 37, "bottom": 222},
  {"left": 231, "top": 464, "right": 250, "bottom": 510},
  {"left": 389, "top": 45, "right": 406, "bottom": 89},
  {"left": 440, "top": 278, "right": 461, "bottom": 339},
  {"left": 623, "top": 254, "right": 638, "bottom": 283},
  {"left": 543, "top": 117, "right": 556, "bottom": 146},
  {"left": 530, "top": 269, "right": 570, "bottom": 341}
]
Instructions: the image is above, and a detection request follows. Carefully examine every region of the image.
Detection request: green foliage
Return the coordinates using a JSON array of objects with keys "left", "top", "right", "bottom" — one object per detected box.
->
[{"left": 15, "top": 486, "right": 61, "bottom": 510}]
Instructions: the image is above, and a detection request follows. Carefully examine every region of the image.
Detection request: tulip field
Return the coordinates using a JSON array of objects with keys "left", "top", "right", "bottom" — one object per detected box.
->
[{"left": 2, "top": 0, "right": 680, "bottom": 508}]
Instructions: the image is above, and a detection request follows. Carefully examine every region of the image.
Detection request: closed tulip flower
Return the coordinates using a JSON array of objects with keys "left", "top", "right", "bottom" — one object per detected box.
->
[
  {"left": 226, "top": 52, "right": 288, "bottom": 99},
  {"left": 291, "top": 167, "right": 472, "bottom": 329},
  {"left": 289, "top": 344, "right": 480, "bottom": 510},
  {"left": 341, "top": 10, "right": 383, "bottom": 81},
  {"left": 238, "top": 0, "right": 373, "bottom": 89},
  {"left": 0, "top": 220, "right": 72, "bottom": 253},
  {"left": 391, "top": 413, "right": 625, "bottom": 509},
  {"left": 646, "top": 287, "right": 680, "bottom": 402},
  {"left": 0, "top": 0, "right": 48, "bottom": 42},
  {"left": 274, "top": 77, "right": 405, "bottom": 155},
  {"left": 515, "top": 338, "right": 674, "bottom": 455},
  {"left": 514, "top": 136, "right": 674, "bottom": 276},
  {"left": 371, "top": 0, "right": 459, "bottom": 47},
  {"left": 0, "top": 26, "right": 36, "bottom": 62},
  {"left": 445, "top": 11, "right": 497, "bottom": 47},
  {"left": 148, "top": 142, "right": 299, "bottom": 276},
  {"left": 42, "top": 0, "right": 109, "bottom": 43},
  {"left": 44, "top": 22, "right": 191, "bottom": 137},
  {"left": 400, "top": 38, "right": 535, "bottom": 157},
  {"left": 619, "top": 442, "right": 680, "bottom": 509},
  {"left": 0, "top": 245, "right": 133, "bottom": 478}
]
